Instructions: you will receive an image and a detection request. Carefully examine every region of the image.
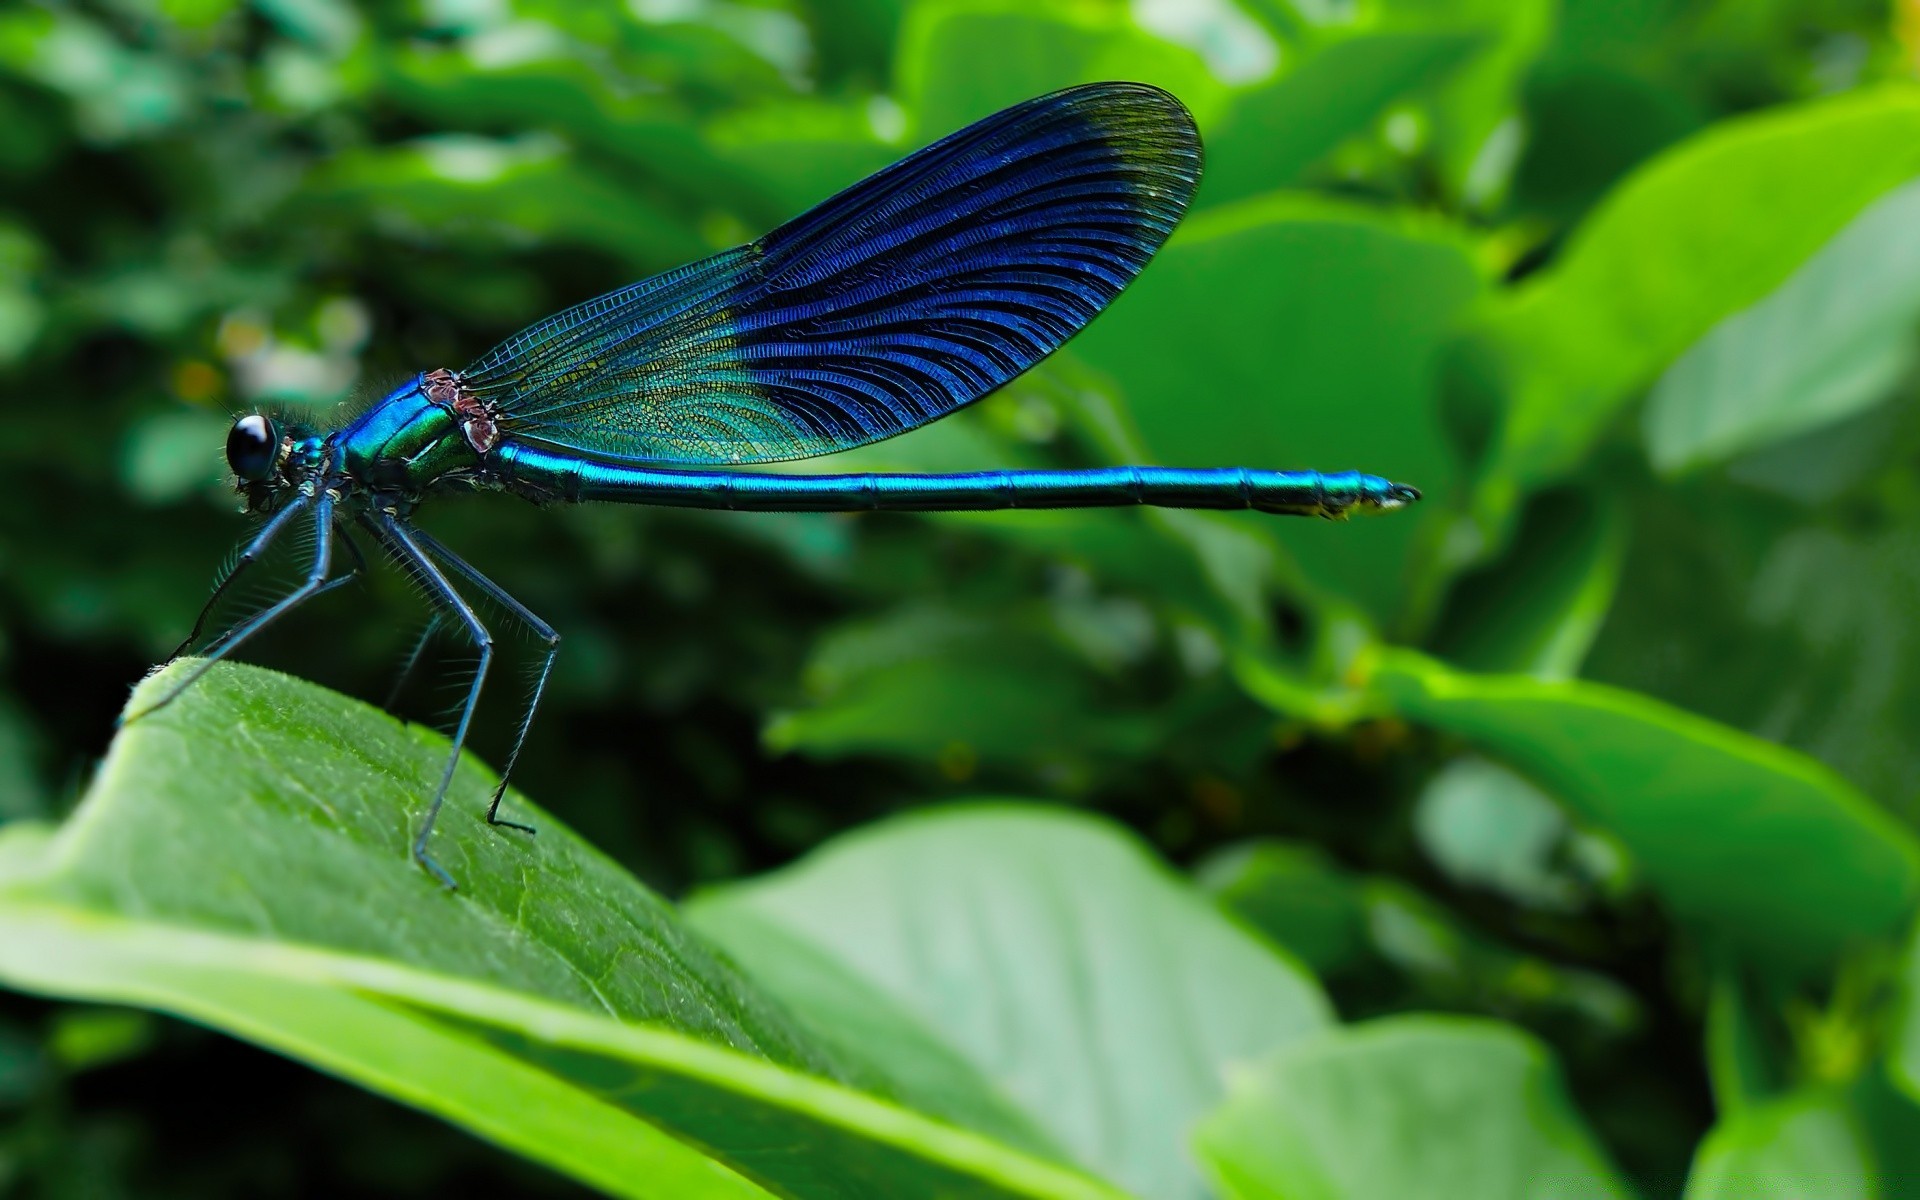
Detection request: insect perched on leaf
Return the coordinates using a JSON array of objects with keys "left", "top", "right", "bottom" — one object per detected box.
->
[{"left": 138, "top": 83, "right": 1420, "bottom": 887}]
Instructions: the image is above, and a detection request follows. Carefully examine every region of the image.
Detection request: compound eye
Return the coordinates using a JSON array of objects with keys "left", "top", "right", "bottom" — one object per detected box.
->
[{"left": 226, "top": 414, "right": 279, "bottom": 482}]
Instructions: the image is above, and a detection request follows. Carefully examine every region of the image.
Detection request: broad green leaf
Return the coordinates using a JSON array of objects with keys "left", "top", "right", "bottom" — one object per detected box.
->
[
  {"left": 0, "top": 662, "right": 1136, "bottom": 1200},
  {"left": 1071, "top": 195, "right": 1483, "bottom": 625},
  {"left": 1463, "top": 85, "right": 1920, "bottom": 500},
  {"left": 1645, "top": 175, "right": 1920, "bottom": 475},
  {"left": 1190, "top": 1017, "right": 1630, "bottom": 1200},
  {"left": 1374, "top": 651, "right": 1920, "bottom": 972},
  {"left": 1585, "top": 491, "right": 1920, "bottom": 815},
  {"left": 1682, "top": 1090, "right": 1872, "bottom": 1200},
  {"left": 687, "top": 805, "right": 1334, "bottom": 1200},
  {"left": 896, "top": 2, "right": 1229, "bottom": 141},
  {"left": 1199, "top": 30, "right": 1486, "bottom": 207}
]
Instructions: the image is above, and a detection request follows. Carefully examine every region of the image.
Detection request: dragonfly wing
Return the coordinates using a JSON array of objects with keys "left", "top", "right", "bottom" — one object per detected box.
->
[{"left": 460, "top": 82, "right": 1201, "bottom": 465}]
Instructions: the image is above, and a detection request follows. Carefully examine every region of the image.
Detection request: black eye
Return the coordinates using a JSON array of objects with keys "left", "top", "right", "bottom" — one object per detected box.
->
[{"left": 226, "top": 414, "right": 278, "bottom": 482}]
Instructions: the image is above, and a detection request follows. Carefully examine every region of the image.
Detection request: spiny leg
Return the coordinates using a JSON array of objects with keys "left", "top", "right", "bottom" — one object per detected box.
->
[
  {"left": 127, "top": 493, "right": 337, "bottom": 724},
  {"left": 409, "top": 525, "right": 557, "bottom": 834},
  {"left": 373, "top": 513, "right": 495, "bottom": 890},
  {"left": 384, "top": 611, "right": 444, "bottom": 712},
  {"left": 190, "top": 572, "right": 360, "bottom": 663},
  {"left": 166, "top": 494, "right": 313, "bottom": 663},
  {"left": 193, "top": 515, "right": 369, "bottom": 662}
]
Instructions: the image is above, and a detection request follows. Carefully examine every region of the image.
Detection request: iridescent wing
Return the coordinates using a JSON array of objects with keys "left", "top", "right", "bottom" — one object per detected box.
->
[{"left": 460, "top": 82, "right": 1201, "bottom": 465}]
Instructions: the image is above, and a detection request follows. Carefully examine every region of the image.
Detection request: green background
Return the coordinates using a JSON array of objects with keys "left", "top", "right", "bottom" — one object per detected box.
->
[{"left": 4, "top": 0, "right": 1920, "bottom": 1196}]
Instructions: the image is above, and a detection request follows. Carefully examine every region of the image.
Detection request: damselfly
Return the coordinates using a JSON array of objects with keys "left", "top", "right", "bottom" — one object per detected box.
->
[{"left": 139, "top": 83, "right": 1420, "bottom": 886}]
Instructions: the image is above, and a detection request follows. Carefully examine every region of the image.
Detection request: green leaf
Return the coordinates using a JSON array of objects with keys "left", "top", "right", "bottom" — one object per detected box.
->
[
  {"left": 704, "top": 97, "right": 902, "bottom": 218},
  {"left": 1199, "top": 30, "right": 1487, "bottom": 208},
  {"left": 1412, "top": 757, "right": 1595, "bottom": 912},
  {"left": 1387, "top": 0, "right": 1551, "bottom": 204},
  {"left": 1374, "top": 651, "right": 1920, "bottom": 972},
  {"left": 1190, "top": 1017, "right": 1630, "bottom": 1200},
  {"left": 1644, "top": 175, "right": 1920, "bottom": 475},
  {"left": 896, "top": 2, "right": 1228, "bottom": 144},
  {"left": 1462, "top": 85, "right": 1920, "bottom": 501},
  {"left": 687, "top": 805, "right": 1333, "bottom": 1200},
  {"left": 1200, "top": 840, "right": 1638, "bottom": 1031},
  {"left": 303, "top": 135, "right": 707, "bottom": 271},
  {"left": 764, "top": 606, "right": 1159, "bottom": 784},
  {"left": 0, "top": 662, "right": 1138, "bottom": 1200},
  {"left": 1071, "top": 195, "right": 1483, "bottom": 625},
  {"left": 1428, "top": 487, "right": 1626, "bottom": 679},
  {"left": 1682, "top": 1090, "right": 1873, "bottom": 1200}
]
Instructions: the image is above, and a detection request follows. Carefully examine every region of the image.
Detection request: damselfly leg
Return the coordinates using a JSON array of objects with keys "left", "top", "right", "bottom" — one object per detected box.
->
[
  {"left": 406, "top": 525, "right": 555, "bottom": 834},
  {"left": 128, "top": 493, "right": 338, "bottom": 724},
  {"left": 369, "top": 513, "right": 498, "bottom": 889},
  {"left": 164, "top": 494, "right": 314, "bottom": 664}
]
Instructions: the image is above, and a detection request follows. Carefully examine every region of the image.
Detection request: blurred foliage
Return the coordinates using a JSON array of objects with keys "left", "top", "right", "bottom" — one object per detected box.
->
[{"left": 3, "top": 0, "right": 1920, "bottom": 1195}]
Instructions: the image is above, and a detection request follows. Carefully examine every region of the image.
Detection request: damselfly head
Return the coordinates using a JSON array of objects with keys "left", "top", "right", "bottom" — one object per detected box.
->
[{"left": 226, "top": 414, "right": 281, "bottom": 483}]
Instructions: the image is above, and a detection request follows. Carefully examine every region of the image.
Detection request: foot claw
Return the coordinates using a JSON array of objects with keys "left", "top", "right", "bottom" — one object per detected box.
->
[
  {"left": 413, "top": 846, "right": 458, "bottom": 891},
  {"left": 486, "top": 787, "right": 536, "bottom": 835}
]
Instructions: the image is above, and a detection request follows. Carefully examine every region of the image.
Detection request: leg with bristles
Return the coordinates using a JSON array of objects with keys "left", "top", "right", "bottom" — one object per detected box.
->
[
  {"left": 128, "top": 494, "right": 337, "bottom": 724},
  {"left": 373, "top": 513, "right": 494, "bottom": 890},
  {"left": 384, "top": 611, "right": 444, "bottom": 712},
  {"left": 166, "top": 494, "right": 313, "bottom": 663},
  {"left": 407, "top": 526, "right": 555, "bottom": 834}
]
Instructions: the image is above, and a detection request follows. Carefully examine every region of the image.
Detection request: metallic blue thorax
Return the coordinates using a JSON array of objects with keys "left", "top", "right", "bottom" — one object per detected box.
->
[{"left": 338, "top": 376, "right": 474, "bottom": 492}]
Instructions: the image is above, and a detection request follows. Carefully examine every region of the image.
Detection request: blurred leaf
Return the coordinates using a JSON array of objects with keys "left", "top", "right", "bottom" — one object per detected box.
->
[
  {"left": 120, "top": 408, "right": 229, "bottom": 506},
  {"left": 765, "top": 606, "right": 1159, "bottom": 783},
  {"left": 0, "top": 1015, "right": 40, "bottom": 1107},
  {"left": 804, "top": 0, "right": 906, "bottom": 83},
  {"left": 1199, "top": 30, "right": 1487, "bottom": 208},
  {"left": 0, "top": 8, "right": 191, "bottom": 143},
  {"left": 1429, "top": 487, "right": 1626, "bottom": 679},
  {"left": 704, "top": 97, "right": 901, "bottom": 216},
  {"left": 1589, "top": 508, "right": 1920, "bottom": 816},
  {"left": 688, "top": 805, "right": 1333, "bottom": 1200},
  {"left": 46, "top": 1008, "right": 153, "bottom": 1072},
  {"left": 1201, "top": 840, "right": 1638, "bottom": 1030},
  {"left": 1462, "top": 85, "right": 1920, "bottom": 504},
  {"left": 0, "top": 663, "right": 1137, "bottom": 1200},
  {"left": 0, "top": 696, "right": 44, "bottom": 823},
  {"left": 0, "top": 220, "right": 44, "bottom": 364},
  {"left": 1682, "top": 1090, "right": 1872, "bottom": 1200},
  {"left": 1645, "top": 175, "right": 1920, "bottom": 475},
  {"left": 1508, "top": 59, "right": 1703, "bottom": 221},
  {"left": 1198, "top": 840, "right": 1372, "bottom": 975},
  {"left": 1374, "top": 650, "right": 1920, "bottom": 973},
  {"left": 1380, "top": 0, "right": 1552, "bottom": 205},
  {"left": 1413, "top": 757, "right": 1593, "bottom": 912},
  {"left": 1704, "top": 962, "right": 1778, "bottom": 1118},
  {"left": 304, "top": 135, "right": 707, "bottom": 270},
  {"left": 1072, "top": 195, "right": 1482, "bottom": 626},
  {"left": 897, "top": 1, "right": 1229, "bottom": 141},
  {"left": 1190, "top": 1017, "right": 1630, "bottom": 1200}
]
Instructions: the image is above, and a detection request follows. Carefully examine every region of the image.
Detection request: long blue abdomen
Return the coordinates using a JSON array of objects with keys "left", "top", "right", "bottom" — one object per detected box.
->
[{"left": 492, "top": 444, "right": 1415, "bottom": 517}]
